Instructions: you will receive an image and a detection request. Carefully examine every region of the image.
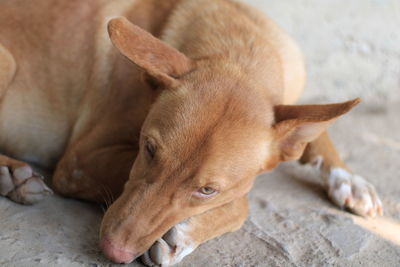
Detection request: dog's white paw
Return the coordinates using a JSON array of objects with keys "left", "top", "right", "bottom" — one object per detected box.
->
[
  {"left": 0, "top": 164, "right": 52, "bottom": 204},
  {"left": 327, "top": 168, "right": 382, "bottom": 217},
  {"left": 141, "top": 222, "right": 197, "bottom": 266}
]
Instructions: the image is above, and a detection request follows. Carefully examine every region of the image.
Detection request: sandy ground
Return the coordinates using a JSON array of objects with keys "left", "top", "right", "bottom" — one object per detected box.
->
[{"left": 1, "top": 0, "right": 399, "bottom": 266}]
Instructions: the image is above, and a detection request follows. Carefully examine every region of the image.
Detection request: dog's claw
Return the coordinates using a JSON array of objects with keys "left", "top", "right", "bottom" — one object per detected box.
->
[
  {"left": 141, "top": 223, "right": 196, "bottom": 266},
  {"left": 149, "top": 239, "right": 170, "bottom": 265},
  {"left": 0, "top": 164, "right": 52, "bottom": 204},
  {"left": 328, "top": 168, "right": 383, "bottom": 217},
  {"left": 141, "top": 251, "right": 156, "bottom": 267}
]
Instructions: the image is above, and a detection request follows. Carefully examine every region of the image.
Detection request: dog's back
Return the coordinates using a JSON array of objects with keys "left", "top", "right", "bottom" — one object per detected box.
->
[{"left": 160, "top": 0, "right": 305, "bottom": 102}]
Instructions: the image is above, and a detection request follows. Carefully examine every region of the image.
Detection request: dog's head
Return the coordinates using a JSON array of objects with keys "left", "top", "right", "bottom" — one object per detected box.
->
[{"left": 100, "top": 17, "right": 359, "bottom": 263}]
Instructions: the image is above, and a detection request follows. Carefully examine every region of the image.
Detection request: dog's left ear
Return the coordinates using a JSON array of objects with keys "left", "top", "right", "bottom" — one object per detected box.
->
[
  {"left": 107, "top": 17, "right": 193, "bottom": 88},
  {"left": 272, "top": 98, "right": 360, "bottom": 161}
]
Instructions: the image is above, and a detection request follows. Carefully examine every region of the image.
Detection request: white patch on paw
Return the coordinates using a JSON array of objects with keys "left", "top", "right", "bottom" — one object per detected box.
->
[
  {"left": 141, "top": 222, "right": 197, "bottom": 266},
  {"left": 328, "top": 168, "right": 383, "bottom": 217},
  {"left": 0, "top": 165, "right": 52, "bottom": 204}
]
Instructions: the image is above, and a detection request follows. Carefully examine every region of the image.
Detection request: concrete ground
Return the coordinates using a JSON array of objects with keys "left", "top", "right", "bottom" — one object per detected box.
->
[{"left": 1, "top": 0, "right": 399, "bottom": 266}]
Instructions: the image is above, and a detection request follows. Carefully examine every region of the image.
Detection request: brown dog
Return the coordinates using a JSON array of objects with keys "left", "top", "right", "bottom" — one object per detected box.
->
[{"left": 0, "top": 0, "right": 382, "bottom": 265}]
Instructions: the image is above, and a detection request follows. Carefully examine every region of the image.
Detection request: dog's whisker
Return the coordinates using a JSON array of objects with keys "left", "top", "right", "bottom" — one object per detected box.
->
[
  {"left": 94, "top": 185, "right": 113, "bottom": 214},
  {"left": 99, "top": 183, "right": 115, "bottom": 210}
]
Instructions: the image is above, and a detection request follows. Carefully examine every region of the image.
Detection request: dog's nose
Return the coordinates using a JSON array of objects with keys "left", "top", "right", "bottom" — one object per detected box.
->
[{"left": 100, "top": 236, "right": 137, "bottom": 263}]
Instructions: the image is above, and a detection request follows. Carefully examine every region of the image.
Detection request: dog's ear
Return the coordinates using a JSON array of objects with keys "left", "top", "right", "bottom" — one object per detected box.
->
[
  {"left": 272, "top": 98, "right": 360, "bottom": 161},
  {"left": 107, "top": 17, "right": 192, "bottom": 88}
]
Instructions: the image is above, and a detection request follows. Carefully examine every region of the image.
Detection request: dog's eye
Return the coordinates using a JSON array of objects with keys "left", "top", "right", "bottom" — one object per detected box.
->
[
  {"left": 193, "top": 186, "right": 218, "bottom": 199},
  {"left": 145, "top": 140, "right": 156, "bottom": 159},
  {"left": 199, "top": 187, "right": 216, "bottom": 196}
]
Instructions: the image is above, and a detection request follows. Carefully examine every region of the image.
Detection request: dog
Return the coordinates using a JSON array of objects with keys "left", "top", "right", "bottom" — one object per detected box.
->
[{"left": 0, "top": 0, "right": 382, "bottom": 265}]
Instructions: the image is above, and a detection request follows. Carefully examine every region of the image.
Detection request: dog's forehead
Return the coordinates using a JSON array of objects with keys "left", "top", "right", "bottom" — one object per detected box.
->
[
  {"left": 154, "top": 72, "right": 273, "bottom": 129},
  {"left": 151, "top": 84, "right": 272, "bottom": 139}
]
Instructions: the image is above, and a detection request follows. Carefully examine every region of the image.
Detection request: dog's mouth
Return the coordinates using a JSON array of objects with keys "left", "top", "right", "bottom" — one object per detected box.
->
[
  {"left": 99, "top": 214, "right": 185, "bottom": 264},
  {"left": 98, "top": 184, "right": 190, "bottom": 263}
]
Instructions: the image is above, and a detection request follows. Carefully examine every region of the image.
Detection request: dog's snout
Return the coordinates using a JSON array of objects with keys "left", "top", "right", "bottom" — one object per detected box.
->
[{"left": 100, "top": 236, "right": 137, "bottom": 264}]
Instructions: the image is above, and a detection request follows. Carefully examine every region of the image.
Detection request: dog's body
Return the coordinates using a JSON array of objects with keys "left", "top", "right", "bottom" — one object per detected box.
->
[{"left": 0, "top": 0, "right": 382, "bottom": 265}]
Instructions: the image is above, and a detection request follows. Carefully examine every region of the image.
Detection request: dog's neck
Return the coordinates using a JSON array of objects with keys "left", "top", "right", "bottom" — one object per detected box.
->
[{"left": 160, "top": 0, "right": 284, "bottom": 104}]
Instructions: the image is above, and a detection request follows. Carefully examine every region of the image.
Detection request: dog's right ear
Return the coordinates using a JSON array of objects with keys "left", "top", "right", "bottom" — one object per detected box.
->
[
  {"left": 271, "top": 98, "right": 360, "bottom": 162},
  {"left": 107, "top": 17, "right": 193, "bottom": 88}
]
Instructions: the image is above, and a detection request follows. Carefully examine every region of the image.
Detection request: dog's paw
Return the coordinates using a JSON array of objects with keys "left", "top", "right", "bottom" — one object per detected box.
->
[
  {"left": 141, "top": 223, "right": 197, "bottom": 266},
  {"left": 0, "top": 164, "right": 52, "bottom": 204},
  {"left": 327, "top": 168, "right": 382, "bottom": 217}
]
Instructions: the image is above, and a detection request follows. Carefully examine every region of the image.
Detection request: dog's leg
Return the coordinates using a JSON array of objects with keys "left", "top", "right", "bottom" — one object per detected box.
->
[
  {"left": 0, "top": 45, "right": 53, "bottom": 204},
  {"left": 0, "top": 155, "right": 52, "bottom": 204},
  {"left": 299, "top": 131, "right": 382, "bottom": 216},
  {"left": 52, "top": 144, "right": 136, "bottom": 203},
  {"left": 141, "top": 196, "right": 248, "bottom": 266},
  {"left": 0, "top": 43, "right": 16, "bottom": 99}
]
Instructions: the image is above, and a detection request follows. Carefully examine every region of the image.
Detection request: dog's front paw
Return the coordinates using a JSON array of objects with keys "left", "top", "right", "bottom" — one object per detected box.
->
[
  {"left": 327, "top": 168, "right": 382, "bottom": 217},
  {"left": 141, "top": 223, "right": 197, "bottom": 266},
  {"left": 0, "top": 164, "right": 52, "bottom": 204}
]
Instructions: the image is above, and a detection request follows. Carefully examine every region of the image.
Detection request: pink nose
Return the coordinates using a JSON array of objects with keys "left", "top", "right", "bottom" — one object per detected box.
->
[{"left": 100, "top": 237, "right": 136, "bottom": 263}]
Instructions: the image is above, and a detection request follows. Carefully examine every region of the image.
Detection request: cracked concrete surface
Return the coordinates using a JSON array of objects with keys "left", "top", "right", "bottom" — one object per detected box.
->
[{"left": 1, "top": 0, "right": 400, "bottom": 266}]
